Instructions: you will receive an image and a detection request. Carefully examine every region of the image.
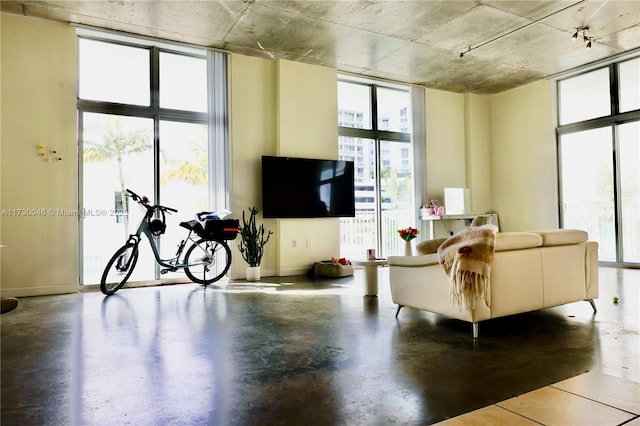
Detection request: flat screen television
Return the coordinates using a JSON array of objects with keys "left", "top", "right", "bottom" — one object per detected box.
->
[{"left": 261, "top": 156, "right": 356, "bottom": 218}]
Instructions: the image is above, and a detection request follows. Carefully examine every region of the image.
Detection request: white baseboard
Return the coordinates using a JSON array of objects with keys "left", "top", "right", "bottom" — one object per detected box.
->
[
  {"left": 1, "top": 284, "right": 79, "bottom": 298},
  {"left": 229, "top": 267, "right": 309, "bottom": 280},
  {"left": 276, "top": 267, "right": 309, "bottom": 276}
]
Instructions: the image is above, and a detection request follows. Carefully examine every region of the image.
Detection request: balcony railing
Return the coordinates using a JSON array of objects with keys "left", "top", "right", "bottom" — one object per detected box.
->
[
  {"left": 340, "top": 210, "right": 416, "bottom": 259},
  {"left": 564, "top": 203, "right": 639, "bottom": 263}
]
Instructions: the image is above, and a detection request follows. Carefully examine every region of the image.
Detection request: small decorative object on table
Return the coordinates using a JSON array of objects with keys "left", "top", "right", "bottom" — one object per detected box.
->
[
  {"left": 398, "top": 226, "right": 419, "bottom": 256},
  {"left": 430, "top": 199, "right": 444, "bottom": 216},
  {"left": 367, "top": 248, "right": 376, "bottom": 260}
]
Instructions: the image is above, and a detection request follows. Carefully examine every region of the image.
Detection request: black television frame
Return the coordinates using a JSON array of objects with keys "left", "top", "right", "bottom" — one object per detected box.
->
[{"left": 261, "top": 155, "right": 356, "bottom": 219}]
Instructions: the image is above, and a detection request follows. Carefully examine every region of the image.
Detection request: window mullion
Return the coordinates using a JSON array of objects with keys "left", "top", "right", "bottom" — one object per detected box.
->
[
  {"left": 150, "top": 46, "right": 160, "bottom": 111},
  {"left": 371, "top": 84, "right": 378, "bottom": 131},
  {"left": 338, "top": 126, "right": 409, "bottom": 142},
  {"left": 371, "top": 86, "right": 383, "bottom": 254},
  {"left": 610, "top": 63, "right": 620, "bottom": 116},
  {"left": 556, "top": 109, "right": 640, "bottom": 135},
  {"left": 150, "top": 46, "right": 161, "bottom": 280},
  {"left": 149, "top": 46, "right": 161, "bottom": 204},
  {"left": 612, "top": 125, "right": 623, "bottom": 263}
]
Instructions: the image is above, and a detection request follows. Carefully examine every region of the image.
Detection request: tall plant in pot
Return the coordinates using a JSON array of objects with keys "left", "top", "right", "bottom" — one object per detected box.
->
[{"left": 238, "top": 206, "right": 272, "bottom": 281}]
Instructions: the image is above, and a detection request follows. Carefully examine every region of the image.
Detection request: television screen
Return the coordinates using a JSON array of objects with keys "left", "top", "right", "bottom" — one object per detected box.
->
[{"left": 261, "top": 156, "right": 356, "bottom": 218}]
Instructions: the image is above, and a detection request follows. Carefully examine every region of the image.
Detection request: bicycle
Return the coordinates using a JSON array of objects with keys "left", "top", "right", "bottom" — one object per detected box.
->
[{"left": 100, "top": 189, "right": 238, "bottom": 295}]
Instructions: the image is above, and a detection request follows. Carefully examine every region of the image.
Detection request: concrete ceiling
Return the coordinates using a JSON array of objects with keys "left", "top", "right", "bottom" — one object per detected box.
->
[{"left": 3, "top": 0, "right": 639, "bottom": 94}]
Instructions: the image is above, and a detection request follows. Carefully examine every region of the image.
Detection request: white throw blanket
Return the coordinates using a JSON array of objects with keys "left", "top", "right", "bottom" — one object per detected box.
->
[{"left": 437, "top": 224, "right": 498, "bottom": 310}]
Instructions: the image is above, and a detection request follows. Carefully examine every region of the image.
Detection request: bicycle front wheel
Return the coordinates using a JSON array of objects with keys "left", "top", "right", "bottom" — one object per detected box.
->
[
  {"left": 100, "top": 243, "right": 139, "bottom": 295},
  {"left": 184, "top": 239, "right": 231, "bottom": 285}
]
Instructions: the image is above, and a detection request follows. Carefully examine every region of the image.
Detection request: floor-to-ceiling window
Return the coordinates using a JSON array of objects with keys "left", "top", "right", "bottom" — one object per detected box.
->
[
  {"left": 337, "top": 77, "right": 418, "bottom": 259},
  {"left": 557, "top": 55, "right": 640, "bottom": 266},
  {"left": 78, "top": 31, "right": 228, "bottom": 284}
]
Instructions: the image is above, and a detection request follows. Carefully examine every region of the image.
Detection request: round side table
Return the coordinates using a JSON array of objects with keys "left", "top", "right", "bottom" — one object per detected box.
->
[{"left": 351, "top": 259, "right": 388, "bottom": 296}]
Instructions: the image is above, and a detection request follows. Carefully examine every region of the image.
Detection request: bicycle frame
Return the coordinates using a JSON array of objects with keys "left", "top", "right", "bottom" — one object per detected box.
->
[
  {"left": 127, "top": 219, "right": 199, "bottom": 271},
  {"left": 123, "top": 188, "right": 222, "bottom": 273}
]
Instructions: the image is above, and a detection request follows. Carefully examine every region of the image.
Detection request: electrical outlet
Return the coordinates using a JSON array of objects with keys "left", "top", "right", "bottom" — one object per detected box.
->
[
  {"left": 292, "top": 240, "right": 297, "bottom": 248},
  {"left": 306, "top": 239, "right": 311, "bottom": 248}
]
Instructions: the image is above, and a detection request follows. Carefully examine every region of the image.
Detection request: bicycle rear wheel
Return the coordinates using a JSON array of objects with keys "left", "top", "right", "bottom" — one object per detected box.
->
[
  {"left": 100, "top": 243, "right": 139, "bottom": 295},
  {"left": 184, "top": 239, "right": 231, "bottom": 285}
]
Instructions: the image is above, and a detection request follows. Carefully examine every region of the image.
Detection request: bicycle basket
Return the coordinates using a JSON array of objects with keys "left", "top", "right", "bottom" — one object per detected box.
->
[{"left": 198, "top": 218, "right": 239, "bottom": 241}]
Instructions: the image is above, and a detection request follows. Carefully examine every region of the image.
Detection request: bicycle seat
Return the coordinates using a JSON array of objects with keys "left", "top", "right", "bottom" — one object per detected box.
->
[{"left": 180, "top": 220, "right": 204, "bottom": 233}]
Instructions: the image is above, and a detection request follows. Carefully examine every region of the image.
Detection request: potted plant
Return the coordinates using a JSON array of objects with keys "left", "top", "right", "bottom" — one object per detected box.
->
[{"left": 238, "top": 206, "right": 272, "bottom": 281}]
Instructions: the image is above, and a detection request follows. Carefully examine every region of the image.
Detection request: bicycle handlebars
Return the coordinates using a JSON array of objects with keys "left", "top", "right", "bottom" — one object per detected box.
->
[{"left": 125, "top": 189, "right": 178, "bottom": 213}]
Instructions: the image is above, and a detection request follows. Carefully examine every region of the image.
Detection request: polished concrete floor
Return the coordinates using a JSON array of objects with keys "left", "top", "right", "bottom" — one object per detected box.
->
[{"left": 1, "top": 267, "right": 638, "bottom": 425}]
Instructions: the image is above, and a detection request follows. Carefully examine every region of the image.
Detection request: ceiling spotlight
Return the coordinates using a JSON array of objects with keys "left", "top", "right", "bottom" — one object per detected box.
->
[
  {"left": 571, "top": 27, "right": 588, "bottom": 39},
  {"left": 570, "top": 27, "right": 592, "bottom": 49}
]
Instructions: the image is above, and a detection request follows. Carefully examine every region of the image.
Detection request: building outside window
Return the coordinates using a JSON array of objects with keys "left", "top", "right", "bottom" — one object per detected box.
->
[
  {"left": 557, "top": 55, "right": 640, "bottom": 266},
  {"left": 337, "top": 78, "right": 416, "bottom": 259}
]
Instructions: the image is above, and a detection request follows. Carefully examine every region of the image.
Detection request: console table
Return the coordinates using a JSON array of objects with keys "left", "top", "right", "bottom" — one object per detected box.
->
[{"left": 421, "top": 213, "right": 499, "bottom": 239}]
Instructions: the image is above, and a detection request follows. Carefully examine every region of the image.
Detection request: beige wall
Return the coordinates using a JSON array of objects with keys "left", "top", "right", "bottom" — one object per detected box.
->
[
  {"left": 423, "top": 81, "right": 557, "bottom": 233},
  {"left": 464, "top": 94, "right": 492, "bottom": 215},
  {"left": 423, "top": 90, "right": 494, "bottom": 236},
  {"left": 424, "top": 88, "right": 467, "bottom": 202},
  {"left": 1, "top": 13, "right": 79, "bottom": 296},
  {"left": 490, "top": 80, "right": 558, "bottom": 231},
  {"left": 229, "top": 57, "right": 340, "bottom": 277},
  {"left": 275, "top": 60, "right": 340, "bottom": 276},
  {"left": 228, "top": 54, "right": 277, "bottom": 279},
  {"left": 1, "top": 12, "right": 561, "bottom": 295}
]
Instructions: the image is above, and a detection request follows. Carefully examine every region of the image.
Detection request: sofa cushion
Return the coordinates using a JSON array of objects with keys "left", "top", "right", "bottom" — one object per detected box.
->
[
  {"left": 469, "top": 214, "right": 492, "bottom": 227},
  {"left": 530, "top": 229, "right": 588, "bottom": 246},
  {"left": 416, "top": 238, "right": 448, "bottom": 255},
  {"left": 495, "top": 232, "right": 542, "bottom": 251},
  {"left": 388, "top": 254, "right": 440, "bottom": 267}
]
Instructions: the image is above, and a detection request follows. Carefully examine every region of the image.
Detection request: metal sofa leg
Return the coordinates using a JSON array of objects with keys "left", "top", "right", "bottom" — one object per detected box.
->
[
  {"left": 587, "top": 299, "right": 597, "bottom": 313},
  {"left": 395, "top": 305, "right": 403, "bottom": 318},
  {"left": 472, "top": 322, "right": 479, "bottom": 339}
]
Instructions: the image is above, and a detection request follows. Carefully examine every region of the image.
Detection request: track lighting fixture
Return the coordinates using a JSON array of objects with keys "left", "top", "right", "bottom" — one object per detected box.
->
[
  {"left": 571, "top": 27, "right": 593, "bottom": 49},
  {"left": 458, "top": 0, "right": 588, "bottom": 58}
]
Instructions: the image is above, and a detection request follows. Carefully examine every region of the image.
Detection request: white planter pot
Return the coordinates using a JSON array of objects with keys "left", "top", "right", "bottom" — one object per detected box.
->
[{"left": 246, "top": 266, "right": 261, "bottom": 281}]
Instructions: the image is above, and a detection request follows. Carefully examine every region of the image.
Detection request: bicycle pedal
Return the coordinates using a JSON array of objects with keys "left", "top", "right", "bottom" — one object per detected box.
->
[{"left": 161, "top": 268, "right": 177, "bottom": 274}]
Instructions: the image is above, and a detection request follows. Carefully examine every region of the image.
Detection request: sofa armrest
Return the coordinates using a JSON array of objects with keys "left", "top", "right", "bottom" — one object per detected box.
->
[{"left": 387, "top": 254, "right": 440, "bottom": 267}]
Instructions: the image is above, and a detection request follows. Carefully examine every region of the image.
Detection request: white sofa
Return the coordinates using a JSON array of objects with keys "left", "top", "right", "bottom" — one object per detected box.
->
[{"left": 387, "top": 229, "right": 599, "bottom": 338}]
